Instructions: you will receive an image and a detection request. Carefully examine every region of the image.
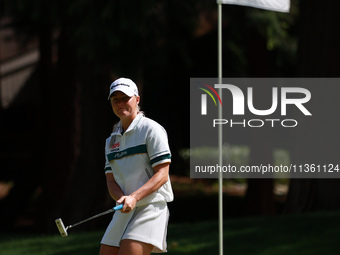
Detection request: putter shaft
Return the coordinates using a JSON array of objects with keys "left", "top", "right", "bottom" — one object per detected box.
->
[{"left": 55, "top": 204, "right": 123, "bottom": 237}]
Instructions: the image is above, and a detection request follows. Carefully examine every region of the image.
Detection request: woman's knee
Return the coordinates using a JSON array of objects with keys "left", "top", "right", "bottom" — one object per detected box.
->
[
  {"left": 119, "top": 239, "right": 153, "bottom": 255},
  {"left": 99, "top": 244, "right": 119, "bottom": 255}
]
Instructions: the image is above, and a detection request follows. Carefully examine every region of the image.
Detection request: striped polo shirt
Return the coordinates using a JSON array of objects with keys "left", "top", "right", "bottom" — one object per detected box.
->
[{"left": 104, "top": 113, "right": 173, "bottom": 206}]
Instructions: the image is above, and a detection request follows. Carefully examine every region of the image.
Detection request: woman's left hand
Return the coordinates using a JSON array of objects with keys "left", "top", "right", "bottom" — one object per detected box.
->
[{"left": 117, "top": 195, "right": 137, "bottom": 213}]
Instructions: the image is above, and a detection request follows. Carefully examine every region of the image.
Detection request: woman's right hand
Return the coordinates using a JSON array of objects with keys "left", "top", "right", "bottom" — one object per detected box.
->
[{"left": 117, "top": 195, "right": 137, "bottom": 213}]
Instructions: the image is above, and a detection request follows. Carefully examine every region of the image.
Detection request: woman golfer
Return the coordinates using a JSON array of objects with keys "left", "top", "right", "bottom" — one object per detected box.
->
[{"left": 100, "top": 78, "right": 174, "bottom": 255}]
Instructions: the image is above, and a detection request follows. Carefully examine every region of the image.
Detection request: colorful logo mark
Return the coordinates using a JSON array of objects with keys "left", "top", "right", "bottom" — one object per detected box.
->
[
  {"left": 198, "top": 83, "right": 222, "bottom": 115},
  {"left": 198, "top": 83, "right": 222, "bottom": 106}
]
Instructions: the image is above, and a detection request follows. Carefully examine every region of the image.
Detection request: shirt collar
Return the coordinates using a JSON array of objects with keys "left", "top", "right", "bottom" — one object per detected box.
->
[{"left": 111, "top": 112, "right": 144, "bottom": 136}]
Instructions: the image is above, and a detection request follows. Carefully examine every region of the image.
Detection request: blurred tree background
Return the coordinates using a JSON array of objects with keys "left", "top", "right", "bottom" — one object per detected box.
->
[{"left": 0, "top": 0, "right": 339, "bottom": 233}]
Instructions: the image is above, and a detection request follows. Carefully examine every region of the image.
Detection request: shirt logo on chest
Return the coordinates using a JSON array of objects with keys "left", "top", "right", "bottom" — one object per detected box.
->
[{"left": 111, "top": 142, "right": 120, "bottom": 151}]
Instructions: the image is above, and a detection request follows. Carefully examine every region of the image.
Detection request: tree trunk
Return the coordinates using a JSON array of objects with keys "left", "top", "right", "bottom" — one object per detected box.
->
[
  {"left": 244, "top": 28, "right": 276, "bottom": 215},
  {"left": 38, "top": 27, "right": 78, "bottom": 231},
  {"left": 55, "top": 63, "right": 113, "bottom": 231}
]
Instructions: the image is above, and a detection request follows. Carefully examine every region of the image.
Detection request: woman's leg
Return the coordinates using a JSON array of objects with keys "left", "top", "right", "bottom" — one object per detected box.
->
[
  {"left": 99, "top": 244, "right": 119, "bottom": 255},
  {"left": 119, "top": 239, "right": 153, "bottom": 255}
]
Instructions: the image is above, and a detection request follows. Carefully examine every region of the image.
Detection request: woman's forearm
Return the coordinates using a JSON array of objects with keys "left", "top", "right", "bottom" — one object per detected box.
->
[
  {"left": 130, "top": 163, "right": 169, "bottom": 202},
  {"left": 106, "top": 173, "right": 124, "bottom": 201}
]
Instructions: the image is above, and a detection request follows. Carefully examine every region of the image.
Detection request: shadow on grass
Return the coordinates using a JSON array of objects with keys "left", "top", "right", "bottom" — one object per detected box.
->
[
  {"left": 1, "top": 210, "right": 340, "bottom": 255},
  {"left": 167, "top": 210, "right": 340, "bottom": 255},
  {"left": 0, "top": 231, "right": 104, "bottom": 255}
]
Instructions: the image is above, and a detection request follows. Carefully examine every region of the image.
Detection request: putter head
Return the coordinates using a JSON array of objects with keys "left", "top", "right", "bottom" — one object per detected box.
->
[{"left": 55, "top": 218, "right": 68, "bottom": 237}]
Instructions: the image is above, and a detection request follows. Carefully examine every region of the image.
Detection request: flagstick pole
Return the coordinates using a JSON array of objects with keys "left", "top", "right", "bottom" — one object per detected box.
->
[{"left": 217, "top": 2, "right": 223, "bottom": 255}]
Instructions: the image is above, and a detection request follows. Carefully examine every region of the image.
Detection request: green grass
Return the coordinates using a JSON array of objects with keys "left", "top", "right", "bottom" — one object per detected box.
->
[{"left": 1, "top": 210, "right": 340, "bottom": 255}]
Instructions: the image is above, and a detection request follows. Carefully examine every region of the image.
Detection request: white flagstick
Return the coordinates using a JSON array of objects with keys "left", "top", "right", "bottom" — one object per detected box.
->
[
  {"left": 217, "top": 2, "right": 223, "bottom": 255},
  {"left": 215, "top": 2, "right": 290, "bottom": 254}
]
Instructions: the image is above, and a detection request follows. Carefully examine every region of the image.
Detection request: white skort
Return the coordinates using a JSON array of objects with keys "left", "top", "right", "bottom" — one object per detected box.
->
[{"left": 101, "top": 201, "right": 169, "bottom": 253}]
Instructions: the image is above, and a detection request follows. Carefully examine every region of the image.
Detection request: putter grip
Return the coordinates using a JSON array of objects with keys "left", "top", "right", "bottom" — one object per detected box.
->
[{"left": 114, "top": 204, "right": 123, "bottom": 210}]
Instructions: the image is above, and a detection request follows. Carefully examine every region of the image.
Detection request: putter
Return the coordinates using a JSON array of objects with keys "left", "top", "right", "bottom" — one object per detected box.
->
[{"left": 55, "top": 204, "right": 123, "bottom": 237}]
